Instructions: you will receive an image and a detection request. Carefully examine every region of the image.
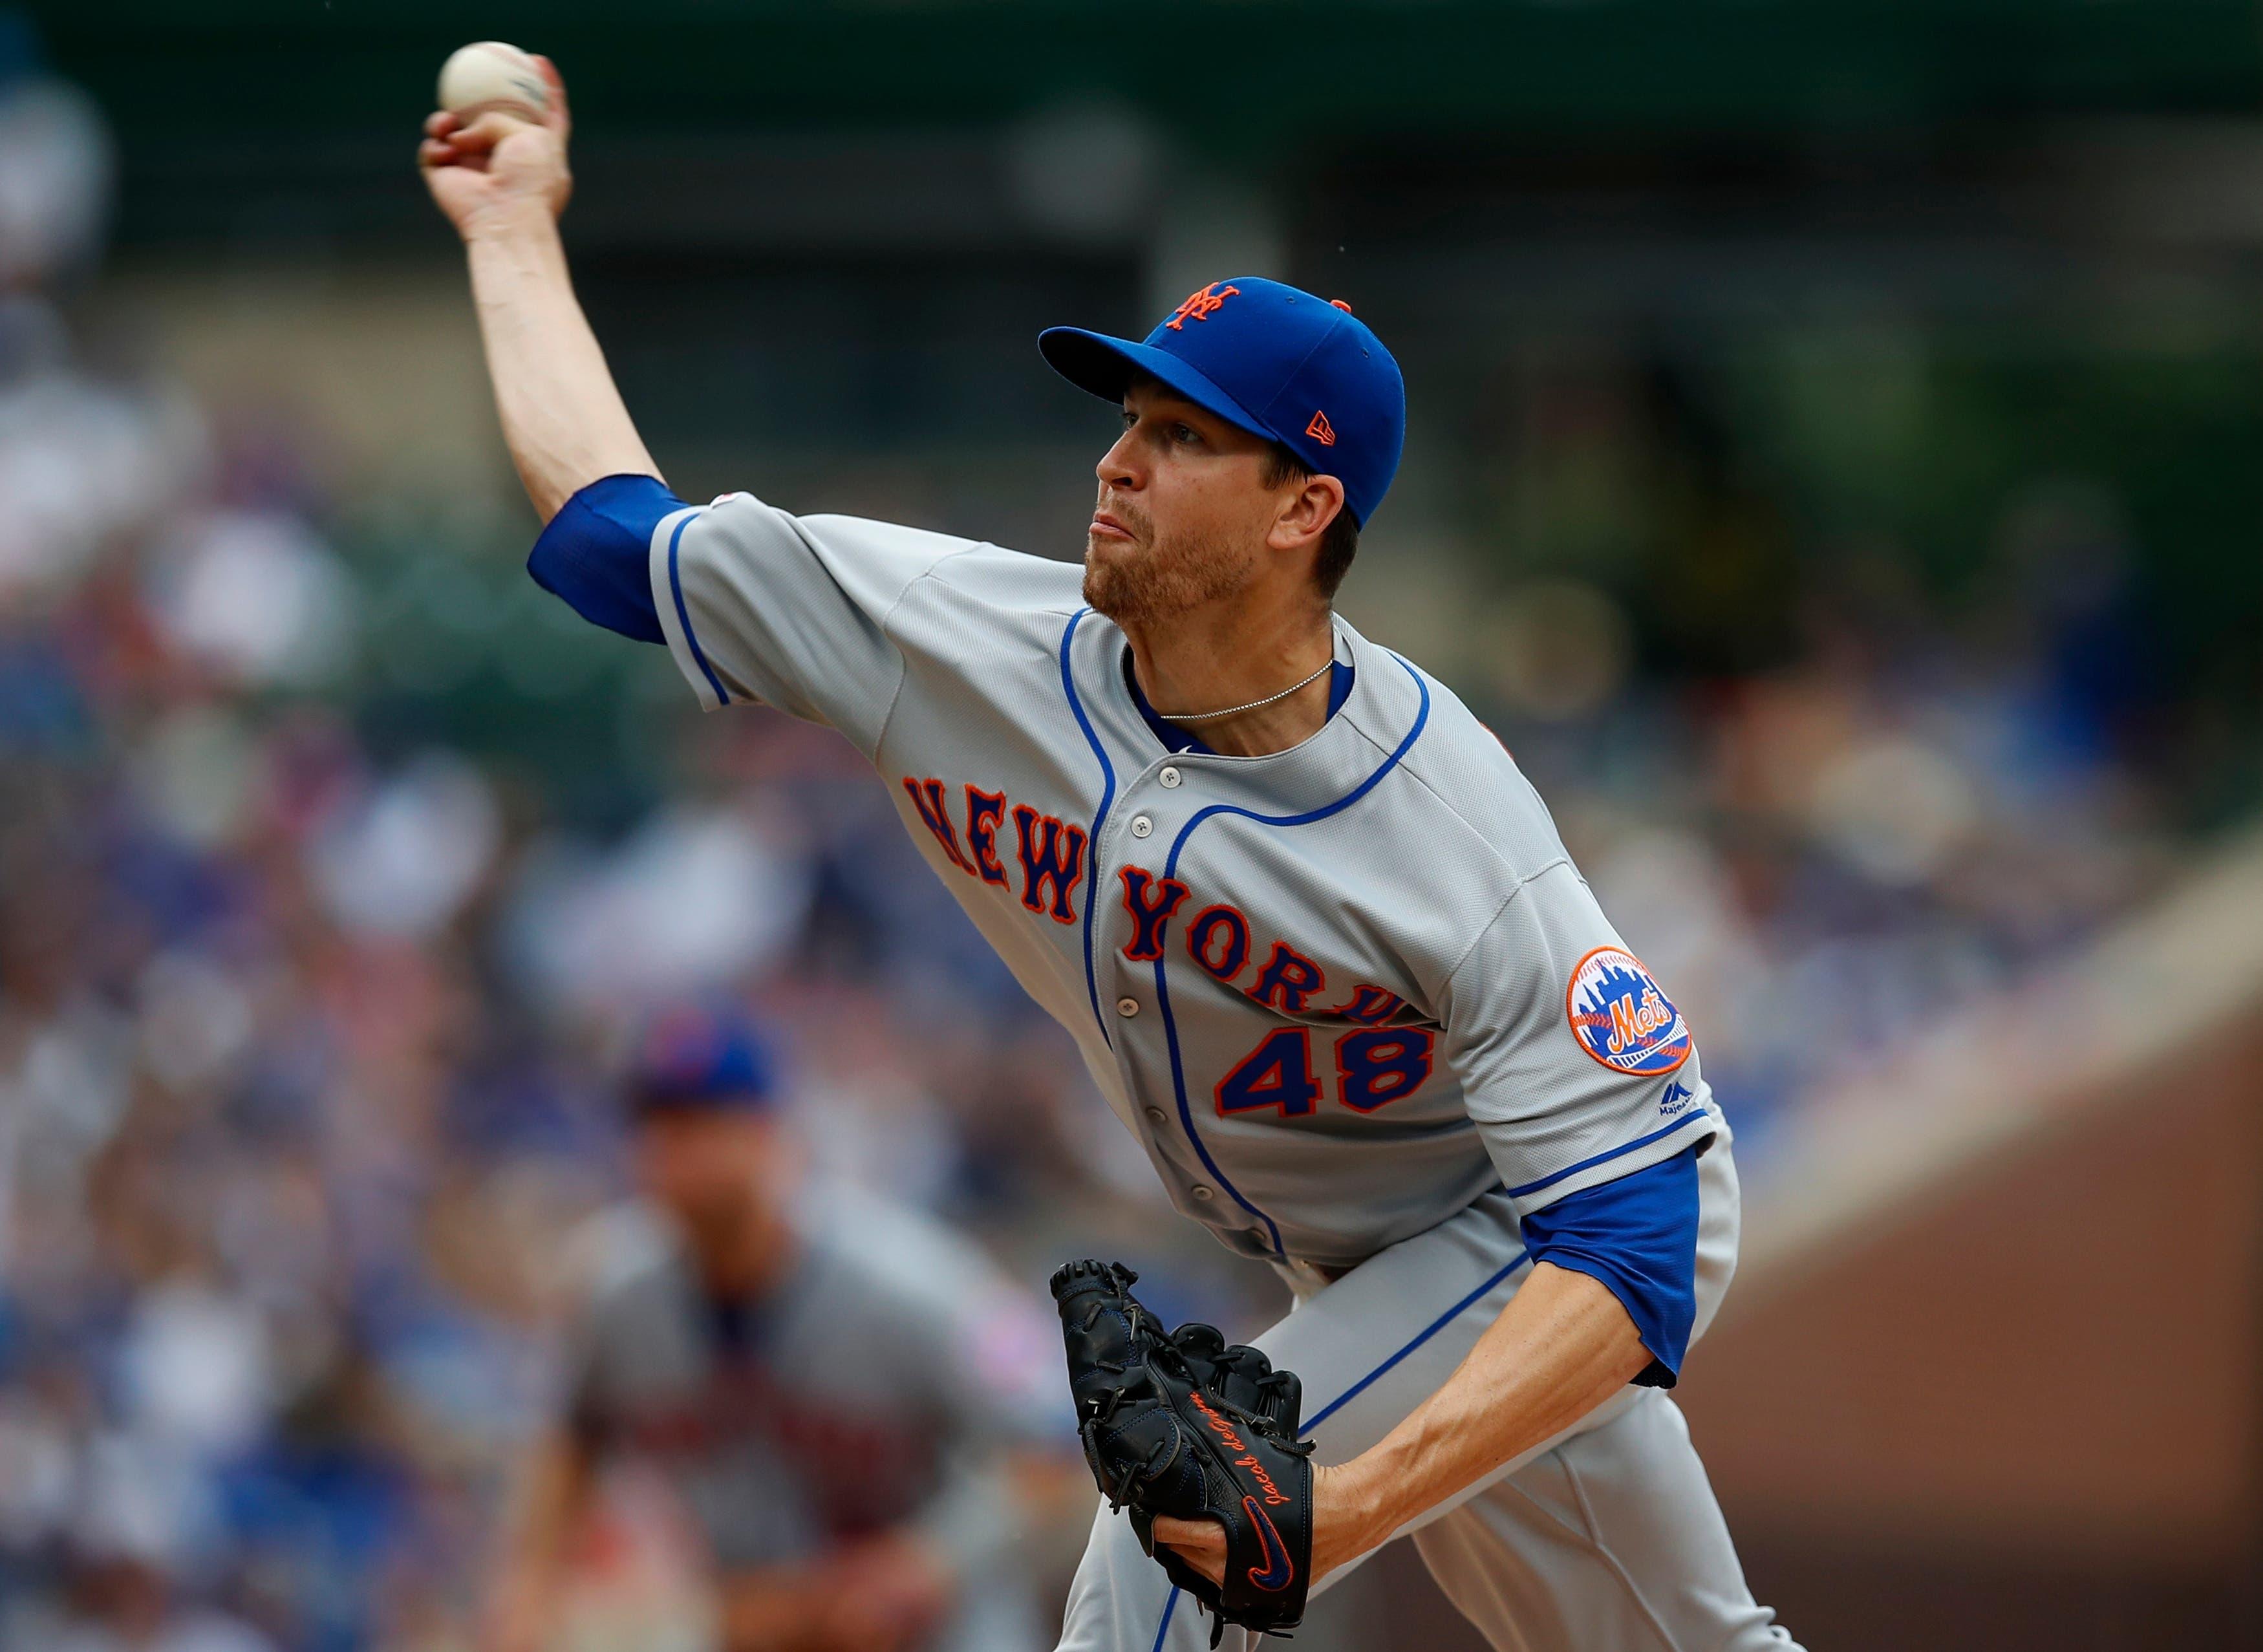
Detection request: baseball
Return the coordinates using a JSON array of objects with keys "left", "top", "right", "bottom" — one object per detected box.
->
[{"left": 436, "top": 41, "right": 550, "bottom": 123}]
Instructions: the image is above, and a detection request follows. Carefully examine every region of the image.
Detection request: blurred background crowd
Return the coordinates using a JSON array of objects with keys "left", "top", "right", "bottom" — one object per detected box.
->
[{"left": 1, "top": 5, "right": 2258, "bottom": 1651}]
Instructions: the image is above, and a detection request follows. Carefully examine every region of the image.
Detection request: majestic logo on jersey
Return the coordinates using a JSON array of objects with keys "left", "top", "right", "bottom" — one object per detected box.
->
[
  {"left": 1565, "top": 947, "right": 1691, "bottom": 1077},
  {"left": 1164, "top": 281, "right": 1241, "bottom": 330}
]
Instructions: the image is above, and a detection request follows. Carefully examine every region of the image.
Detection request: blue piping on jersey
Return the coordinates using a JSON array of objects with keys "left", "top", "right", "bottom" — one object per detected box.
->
[
  {"left": 667, "top": 511, "right": 731, "bottom": 706},
  {"left": 1151, "top": 656, "right": 1432, "bottom": 1259},
  {"left": 1301, "top": 1249, "right": 1529, "bottom": 1434},
  {"left": 1058, "top": 609, "right": 1117, "bottom": 1044},
  {"left": 1504, "top": 1111, "right": 1713, "bottom": 1200},
  {"left": 1144, "top": 1243, "right": 1528, "bottom": 1648}
]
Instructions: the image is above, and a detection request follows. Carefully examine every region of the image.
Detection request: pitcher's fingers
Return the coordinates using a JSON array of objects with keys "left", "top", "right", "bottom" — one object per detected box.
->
[
  {"left": 418, "top": 138, "right": 491, "bottom": 175},
  {"left": 424, "top": 110, "right": 461, "bottom": 139},
  {"left": 533, "top": 56, "right": 570, "bottom": 136},
  {"left": 1149, "top": 1516, "right": 1226, "bottom": 1554},
  {"left": 1153, "top": 1541, "right": 1226, "bottom": 1586},
  {"left": 1150, "top": 1514, "right": 1228, "bottom": 1584},
  {"left": 428, "top": 134, "right": 499, "bottom": 172},
  {"left": 451, "top": 111, "right": 537, "bottom": 154}
]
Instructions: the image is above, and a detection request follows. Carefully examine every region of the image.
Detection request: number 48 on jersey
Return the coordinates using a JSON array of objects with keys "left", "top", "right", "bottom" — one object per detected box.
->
[{"left": 1215, "top": 1027, "right": 1435, "bottom": 1119}]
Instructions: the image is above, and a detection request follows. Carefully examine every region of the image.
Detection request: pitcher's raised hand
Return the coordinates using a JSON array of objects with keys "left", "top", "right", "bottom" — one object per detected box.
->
[{"left": 419, "top": 55, "right": 572, "bottom": 240}]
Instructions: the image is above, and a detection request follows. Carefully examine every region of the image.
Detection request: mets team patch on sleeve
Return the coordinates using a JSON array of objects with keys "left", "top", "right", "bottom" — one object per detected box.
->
[{"left": 1565, "top": 946, "right": 1693, "bottom": 1077}]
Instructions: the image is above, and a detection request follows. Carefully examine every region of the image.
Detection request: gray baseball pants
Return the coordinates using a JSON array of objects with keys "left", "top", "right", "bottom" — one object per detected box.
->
[{"left": 1053, "top": 1145, "right": 1801, "bottom": 1651}]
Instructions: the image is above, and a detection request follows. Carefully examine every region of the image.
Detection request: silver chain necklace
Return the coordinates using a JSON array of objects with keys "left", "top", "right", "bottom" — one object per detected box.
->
[{"left": 1155, "top": 656, "right": 1335, "bottom": 724}]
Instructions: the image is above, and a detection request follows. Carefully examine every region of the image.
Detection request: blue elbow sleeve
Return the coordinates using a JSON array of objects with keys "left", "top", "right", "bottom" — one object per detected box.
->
[
  {"left": 526, "top": 473, "right": 685, "bottom": 644},
  {"left": 1520, "top": 1144, "right": 1702, "bottom": 1388}
]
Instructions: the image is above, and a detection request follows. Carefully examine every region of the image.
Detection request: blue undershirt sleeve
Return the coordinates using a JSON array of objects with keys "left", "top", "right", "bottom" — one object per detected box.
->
[
  {"left": 525, "top": 473, "right": 685, "bottom": 645},
  {"left": 1519, "top": 1142, "right": 1702, "bottom": 1388}
]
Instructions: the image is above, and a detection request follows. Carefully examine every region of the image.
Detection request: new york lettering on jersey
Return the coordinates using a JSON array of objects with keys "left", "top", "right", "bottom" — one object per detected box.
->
[{"left": 897, "top": 766, "right": 1435, "bottom": 1121}]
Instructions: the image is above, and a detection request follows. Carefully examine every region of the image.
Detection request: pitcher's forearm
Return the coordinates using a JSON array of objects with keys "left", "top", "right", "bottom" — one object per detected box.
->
[
  {"left": 465, "top": 209, "right": 659, "bottom": 522},
  {"left": 1331, "top": 1262, "right": 1649, "bottom": 1556}
]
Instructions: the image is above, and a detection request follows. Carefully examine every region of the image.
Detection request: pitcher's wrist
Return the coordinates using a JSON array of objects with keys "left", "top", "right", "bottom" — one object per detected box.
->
[
  {"left": 460, "top": 200, "right": 563, "bottom": 248},
  {"left": 1310, "top": 1458, "right": 1399, "bottom": 1578}
]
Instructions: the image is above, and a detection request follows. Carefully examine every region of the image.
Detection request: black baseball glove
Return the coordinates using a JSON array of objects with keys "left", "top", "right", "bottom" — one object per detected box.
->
[{"left": 1051, "top": 1259, "right": 1316, "bottom": 1645}]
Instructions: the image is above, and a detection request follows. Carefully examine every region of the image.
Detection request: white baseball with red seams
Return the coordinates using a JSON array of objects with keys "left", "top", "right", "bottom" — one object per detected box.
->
[
  {"left": 639, "top": 494, "right": 1799, "bottom": 1649},
  {"left": 436, "top": 41, "right": 550, "bottom": 124}
]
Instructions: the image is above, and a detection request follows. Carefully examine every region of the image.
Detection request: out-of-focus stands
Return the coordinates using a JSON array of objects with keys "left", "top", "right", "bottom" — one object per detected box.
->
[{"left": 1678, "top": 830, "right": 2263, "bottom": 1647}]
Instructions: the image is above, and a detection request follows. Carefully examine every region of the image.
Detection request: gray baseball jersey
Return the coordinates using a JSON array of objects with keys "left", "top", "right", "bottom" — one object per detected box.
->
[
  {"left": 639, "top": 495, "right": 1724, "bottom": 1272},
  {"left": 563, "top": 1188, "right": 1063, "bottom": 1582}
]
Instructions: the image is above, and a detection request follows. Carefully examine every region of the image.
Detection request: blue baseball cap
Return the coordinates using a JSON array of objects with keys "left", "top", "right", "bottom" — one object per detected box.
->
[
  {"left": 1039, "top": 277, "right": 1406, "bottom": 527},
  {"left": 628, "top": 1005, "right": 776, "bottom": 1117}
]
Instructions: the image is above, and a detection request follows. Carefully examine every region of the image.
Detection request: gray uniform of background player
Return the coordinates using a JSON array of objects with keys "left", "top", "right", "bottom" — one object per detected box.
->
[
  {"left": 641, "top": 491, "right": 1800, "bottom": 1651},
  {"left": 564, "top": 1189, "right": 1063, "bottom": 1652}
]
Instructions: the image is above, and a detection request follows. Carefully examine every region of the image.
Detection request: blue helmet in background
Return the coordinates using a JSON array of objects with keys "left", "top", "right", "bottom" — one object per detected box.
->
[{"left": 627, "top": 1003, "right": 777, "bottom": 1117}]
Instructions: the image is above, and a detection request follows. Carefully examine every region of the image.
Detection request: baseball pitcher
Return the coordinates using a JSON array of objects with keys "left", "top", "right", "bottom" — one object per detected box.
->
[{"left": 423, "top": 60, "right": 1802, "bottom": 1652}]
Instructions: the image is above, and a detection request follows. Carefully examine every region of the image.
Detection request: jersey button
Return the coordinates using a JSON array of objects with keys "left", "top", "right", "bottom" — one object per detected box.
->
[
  {"left": 1130, "top": 815, "right": 1153, "bottom": 839},
  {"left": 1190, "top": 1184, "right": 1214, "bottom": 1200},
  {"left": 1159, "top": 767, "right": 1183, "bottom": 789},
  {"left": 1144, "top": 1107, "right": 1166, "bottom": 1124},
  {"left": 1115, "top": 996, "right": 1139, "bottom": 1018}
]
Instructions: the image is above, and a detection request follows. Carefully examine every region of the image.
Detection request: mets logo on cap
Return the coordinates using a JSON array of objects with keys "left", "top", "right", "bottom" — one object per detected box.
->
[{"left": 1565, "top": 946, "right": 1692, "bottom": 1077}]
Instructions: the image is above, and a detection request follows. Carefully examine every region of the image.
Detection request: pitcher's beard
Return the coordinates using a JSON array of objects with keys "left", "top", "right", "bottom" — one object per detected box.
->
[{"left": 1083, "top": 530, "right": 1252, "bottom": 627}]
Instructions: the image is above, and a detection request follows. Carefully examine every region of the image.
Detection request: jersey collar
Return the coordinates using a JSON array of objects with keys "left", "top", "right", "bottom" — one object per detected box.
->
[
  {"left": 1119, "top": 644, "right": 1355, "bottom": 758},
  {"left": 1066, "top": 612, "right": 1428, "bottom": 823}
]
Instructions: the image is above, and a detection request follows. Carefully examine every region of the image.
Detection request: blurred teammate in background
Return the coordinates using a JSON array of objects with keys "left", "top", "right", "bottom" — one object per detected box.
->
[{"left": 484, "top": 1007, "right": 1073, "bottom": 1652}]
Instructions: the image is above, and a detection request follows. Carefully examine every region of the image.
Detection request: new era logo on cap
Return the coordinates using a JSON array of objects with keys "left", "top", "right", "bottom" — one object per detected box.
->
[{"left": 1036, "top": 276, "right": 1407, "bottom": 526}]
